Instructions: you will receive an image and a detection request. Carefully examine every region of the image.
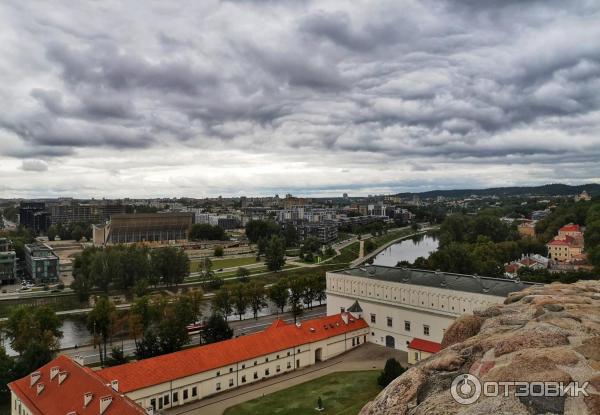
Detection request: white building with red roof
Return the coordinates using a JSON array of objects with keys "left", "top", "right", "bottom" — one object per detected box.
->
[
  {"left": 9, "top": 313, "right": 368, "bottom": 414},
  {"left": 547, "top": 223, "right": 585, "bottom": 262}
]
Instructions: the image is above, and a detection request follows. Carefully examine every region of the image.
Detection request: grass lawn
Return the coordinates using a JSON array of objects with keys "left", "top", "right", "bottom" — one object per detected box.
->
[
  {"left": 224, "top": 371, "right": 381, "bottom": 415},
  {"left": 190, "top": 256, "right": 260, "bottom": 272}
]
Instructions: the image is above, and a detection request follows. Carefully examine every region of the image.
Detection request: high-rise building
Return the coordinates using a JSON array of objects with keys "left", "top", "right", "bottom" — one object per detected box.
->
[
  {"left": 0, "top": 237, "right": 17, "bottom": 284},
  {"left": 24, "top": 242, "right": 60, "bottom": 283},
  {"left": 19, "top": 202, "right": 51, "bottom": 234}
]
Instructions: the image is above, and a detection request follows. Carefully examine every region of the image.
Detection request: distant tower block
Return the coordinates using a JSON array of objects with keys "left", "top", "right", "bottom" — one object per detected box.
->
[{"left": 359, "top": 240, "right": 365, "bottom": 259}]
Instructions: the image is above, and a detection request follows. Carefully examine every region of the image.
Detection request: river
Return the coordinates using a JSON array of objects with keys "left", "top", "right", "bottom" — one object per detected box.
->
[
  {"left": 372, "top": 234, "right": 439, "bottom": 266},
  {"left": 2, "top": 297, "right": 311, "bottom": 355}
]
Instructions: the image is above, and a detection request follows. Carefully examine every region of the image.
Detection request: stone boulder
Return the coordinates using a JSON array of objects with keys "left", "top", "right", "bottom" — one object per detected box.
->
[{"left": 359, "top": 281, "right": 600, "bottom": 415}]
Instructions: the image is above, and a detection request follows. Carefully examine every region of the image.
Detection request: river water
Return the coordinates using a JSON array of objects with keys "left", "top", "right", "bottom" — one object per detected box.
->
[
  {"left": 372, "top": 234, "right": 439, "bottom": 266},
  {"left": 2, "top": 297, "right": 306, "bottom": 355}
]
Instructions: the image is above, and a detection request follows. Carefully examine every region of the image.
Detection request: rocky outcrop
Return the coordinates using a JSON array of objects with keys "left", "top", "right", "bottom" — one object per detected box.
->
[{"left": 360, "top": 281, "right": 600, "bottom": 415}]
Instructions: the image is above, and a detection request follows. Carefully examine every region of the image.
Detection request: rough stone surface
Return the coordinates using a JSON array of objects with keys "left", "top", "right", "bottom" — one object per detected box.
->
[{"left": 359, "top": 281, "right": 600, "bottom": 415}]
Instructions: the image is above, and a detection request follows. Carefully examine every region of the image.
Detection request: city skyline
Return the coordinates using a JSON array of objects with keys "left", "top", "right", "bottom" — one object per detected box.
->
[{"left": 2, "top": 1, "right": 600, "bottom": 198}]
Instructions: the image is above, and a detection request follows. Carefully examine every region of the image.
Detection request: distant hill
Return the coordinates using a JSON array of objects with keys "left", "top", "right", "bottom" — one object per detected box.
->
[{"left": 394, "top": 183, "right": 600, "bottom": 199}]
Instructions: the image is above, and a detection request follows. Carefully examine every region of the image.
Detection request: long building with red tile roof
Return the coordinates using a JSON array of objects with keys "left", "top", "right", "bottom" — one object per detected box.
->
[
  {"left": 547, "top": 223, "right": 585, "bottom": 262},
  {"left": 8, "top": 355, "right": 145, "bottom": 415},
  {"left": 9, "top": 313, "right": 369, "bottom": 414}
]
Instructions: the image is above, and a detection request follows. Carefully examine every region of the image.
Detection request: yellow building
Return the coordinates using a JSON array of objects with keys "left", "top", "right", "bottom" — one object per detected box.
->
[{"left": 547, "top": 223, "right": 584, "bottom": 262}]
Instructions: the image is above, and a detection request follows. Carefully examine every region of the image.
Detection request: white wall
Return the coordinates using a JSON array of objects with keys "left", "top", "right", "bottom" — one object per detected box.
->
[{"left": 326, "top": 271, "right": 506, "bottom": 352}]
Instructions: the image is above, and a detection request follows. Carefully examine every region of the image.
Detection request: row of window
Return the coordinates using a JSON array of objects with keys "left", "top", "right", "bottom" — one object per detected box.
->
[
  {"left": 367, "top": 313, "right": 430, "bottom": 336},
  {"left": 149, "top": 386, "right": 198, "bottom": 411},
  {"left": 217, "top": 350, "right": 298, "bottom": 376}
]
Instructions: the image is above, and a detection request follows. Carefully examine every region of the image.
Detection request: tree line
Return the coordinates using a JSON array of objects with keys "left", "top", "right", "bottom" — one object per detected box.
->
[
  {"left": 211, "top": 274, "right": 326, "bottom": 322},
  {"left": 72, "top": 245, "right": 190, "bottom": 300}
]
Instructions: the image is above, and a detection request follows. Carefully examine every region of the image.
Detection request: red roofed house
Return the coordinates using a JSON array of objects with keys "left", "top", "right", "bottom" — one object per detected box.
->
[
  {"left": 8, "top": 354, "right": 146, "bottom": 415},
  {"left": 407, "top": 338, "right": 442, "bottom": 364},
  {"left": 547, "top": 223, "right": 585, "bottom": 262},
  {"left": 10, "top": 313, "right": 369, "bottom": 414}
]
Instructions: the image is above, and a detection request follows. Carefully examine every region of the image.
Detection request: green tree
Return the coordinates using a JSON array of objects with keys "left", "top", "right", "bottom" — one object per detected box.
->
[
  {"left": 236, "top": 267, "right": 250, "bottom": 282},
  {"left": 232, "top": 283, "right": 249, "bottom": 320},
  {"left": 87, "top": 296, "right": 117, "bottom": 367},
  {"left": 265, "top": 235, "right": 286, "bottom": 271},
  {"left": 245, "top": 220, "right": 281, "bottom": 243},
  {"left": 377, "top": 358, "right": 406, "bottom": 388},
  {"left": 289, "top": 278, "right": 304, "bottom": 323},
  {"left": 214, "top": 245, "right": 224, "bottom": 257},
  {"left": 212, "top": 287, "right": 233, "bottom": 320},
  {"left": 107, "top": 346, "right": 128, "bottom": 366},
  {"left": 5, "top": 306, "right": 62, "bottom": 356},
  {"left": 268, "top": 279, "right": 290, "bottom": 314},
  {"left": 283, "top": 225, "right": 299, "bottom": 247},
  {"left": 247, "top": 282, "right": 267, "bottom": 319},
  {"left": 189, "top": 224, "right": 226, "bottom": 241},
  {"left": 151, "top": 246, "right": 190, "bottom": 286},
  {"left": 0, "top": 346, "right": 15, "bottom": 398},
  {"left": 202, "top": 313, "right": 233, "bottom": 344},
  {"left": 47, "top": 225, "right": 58, "bottom": 241}
]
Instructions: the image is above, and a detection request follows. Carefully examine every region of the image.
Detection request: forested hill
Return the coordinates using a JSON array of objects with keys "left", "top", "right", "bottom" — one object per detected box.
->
[{"left": 394, "top": 183, "right": 600, "bottom": 199}]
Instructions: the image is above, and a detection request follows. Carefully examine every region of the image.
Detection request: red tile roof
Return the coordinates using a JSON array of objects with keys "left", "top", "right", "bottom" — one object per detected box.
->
[
  {"left": 559, "top": 224, "right": 581, "bottom": 232},
  {"left": 98, "top": 313, "right": 368, "bottom": 393},
  {"left": 548, "top": 235, "right": 577, "bottom": 246},
  {"left": 407, "top": 338, "right": 442, "bottom": 354},
  {"left": 8, "top": 355, "right": 145, "bottom": 415}
]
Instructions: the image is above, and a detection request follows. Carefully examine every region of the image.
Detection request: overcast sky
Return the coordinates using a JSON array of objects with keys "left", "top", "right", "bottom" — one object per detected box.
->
[{"left": 1, "top": 0, "right": 600, "bottom": 198}]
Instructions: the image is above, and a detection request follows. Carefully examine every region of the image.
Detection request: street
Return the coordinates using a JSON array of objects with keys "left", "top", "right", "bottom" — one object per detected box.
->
[{"left": 61, "top": 305, "right": 326, "bottom": 365}]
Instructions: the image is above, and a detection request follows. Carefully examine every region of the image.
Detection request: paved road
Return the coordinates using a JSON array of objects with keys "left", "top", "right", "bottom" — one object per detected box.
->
[
  {"left": 165, "top": 342, "right": 407, "bottom": 415},
  {"left": 61, "top": 306, "right": 326, "bottom": 365}
]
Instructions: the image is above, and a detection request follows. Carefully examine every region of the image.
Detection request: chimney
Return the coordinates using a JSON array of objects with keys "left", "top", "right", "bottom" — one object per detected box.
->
[
  {"left": 111, "top": 380, "right": 119, "bottom": 392},
  {"left": 73, "top": 354, "right": 85, "bottom": 366},
  {"left": 84, "top": 392, "right": 93, "bottom": 407},
  {"left": 341, "top": 313, "right": 349, "bottom": 325},
  {"left": 99, "top": 396, "right": 113, "bottom": 414},
  {"left": 36, "top": 382, "right": 45, "bottom": 395},
  {"left": 30, "top": 371, "right": 41, "bottom": 387},
  {"left": 58, "top": 371, "right": 68, "bottom": 385},
  {"left": 50, "top": 366, "right": 60, "bottom": 380}
]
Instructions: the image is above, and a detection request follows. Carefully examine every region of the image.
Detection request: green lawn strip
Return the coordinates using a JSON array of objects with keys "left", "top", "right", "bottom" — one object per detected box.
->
[
  {"left": 224, "top": 370, "right": 381, "bottom": 415},
  {"left": 190, "top": 256, "right": 261, "bottom": 272}
]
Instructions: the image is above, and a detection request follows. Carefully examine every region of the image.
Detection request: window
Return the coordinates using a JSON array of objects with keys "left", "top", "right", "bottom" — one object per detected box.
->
[
  {"left": 229, "top": 379, "right": 234, "bottom": 387},
  {"left": 276, "top": 365, "right": 281, "bottom": 372},
  {"left": 297, "top": 349, "right": 301, "bottom": 353},
  {"left": 192, "top": 387, "right": 197, "bottom": 397},
  {"left": 265, "top": 368, "right": 270, "bottom": 376},
  {"left": 276, "top": 354, "right": 280, "bottom": 359},
  {"left": 242, "top": 375, "right": 246, "bottom": 383},
  {"left": 216, "top": 371, "right": 220, "bottom": 377},
  {"left": 423, "top": 325, "right": 430, "bottom": 336},
  {"left": 183, "top": 389, "right": 188, "bottom": 400},
  {"left": 254, "top": 372, "right": 258, "bottom": 379},
  {"left": 265, "top": 357, "right": 269, "bottom": 362},
  {"left": 164, "top": 394, "right": 170, "bottom": 405},
  {"left": 150, "top": 399, "right": 156, "bottom": 410},
  {"left": 404, "top": 321, "right": 411, "bottom": 331},
  {"left": 287, "top": 351, "right": 291, "bottom": 356},
  {"left": 415, "top": 352, "right": 419, "bottom": 361},
  {"left": 340, "top": 307, "right": 345, "bottom": 313},
  {"left": 241, "top": 364, "right": 245, "bottom": 369},
  {"left": 173, "top": 392, "right": 178, "bottom": 402},
  {"left": 370, "top": 314, "right": 376, "bottom": 323},
  {"left": 352, "top": 338, "right": 356, "bottom": 346},
  {"left": 254, "top": 361, "right": 257, "bottom": 366},
  {"left": 387, "top": 317, "right": 393, "bottom": 327},
  {"left": 216, "top": 383, "right": 221, "bottom": 391},
  {"left": 230, "top": 367, "right": 233, "bottom": 373},
  {"left": 287, "top": 361, "right": 291, "bottom": 369}
]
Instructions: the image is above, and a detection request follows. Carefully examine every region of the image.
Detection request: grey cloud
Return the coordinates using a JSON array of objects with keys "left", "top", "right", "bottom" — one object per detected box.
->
[
  {"left": 20, "top": 159, "right": 48, "bottom": 171},
  {"left": 1, "top": 0, "right": 600, "bottom": 196}
]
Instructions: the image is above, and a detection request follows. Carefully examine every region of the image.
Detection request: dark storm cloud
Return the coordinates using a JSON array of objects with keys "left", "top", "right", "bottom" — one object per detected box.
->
[{"left": 1, "top": 0, "right": 600, "bottom": 196}]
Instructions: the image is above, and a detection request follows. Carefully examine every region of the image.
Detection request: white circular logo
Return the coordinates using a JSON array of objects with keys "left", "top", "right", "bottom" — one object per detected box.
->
[{"left": 451, "top": 374, "right": 482, "bottom": 405}]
